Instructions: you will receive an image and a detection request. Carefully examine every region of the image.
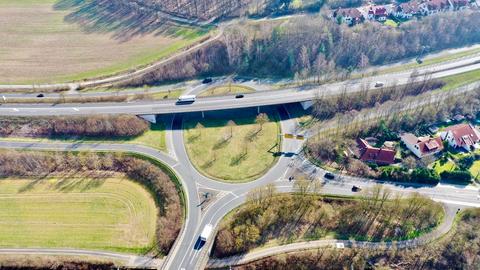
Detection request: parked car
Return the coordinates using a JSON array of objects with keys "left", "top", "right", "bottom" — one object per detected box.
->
[
  {"left": 352, "top": 185, "right": 362, "bottom": 192},
  {"left": 202, "top": 78, "right": 213, "bottom": 84},
  {"left": 235, "top": 94, "right": 244, "bottom": 99},
  {"left": 324, "top": 172, "right": 335, "bottom": 179}
]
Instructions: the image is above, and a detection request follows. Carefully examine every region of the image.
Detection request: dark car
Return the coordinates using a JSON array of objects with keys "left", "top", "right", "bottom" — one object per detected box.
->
[
  {"left": 324, "top": 172, "right": 335, "bottom": 180},
  {"left": 36, "top": 93, "right": 44, "bottom": 98},
  {"left": 352, "top": 185, "right": 362, "bottom": 192},
  {"left": 416, "top": 57, "right": 423, "bottom": 64},
  {"left": 202, "top": 78, "right": 213, "bottom": 84},
  {"left": 235, "top": 94, "right": 244, "bottom": 99}
]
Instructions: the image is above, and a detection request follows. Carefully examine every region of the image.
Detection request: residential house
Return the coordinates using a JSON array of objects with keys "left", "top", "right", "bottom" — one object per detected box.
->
[
  {"left": 441, "top": 123, "right": 480, "bottom": 151},
  {"left": 333, "top": 8, "right": 365, "bottom": 25},
  {"left": 356, "top": 138, "right": 396, "bottom": 165},
  {"left": 421, "top": 0, "right": 452, "bottom": 15},
  {"left": 367, "top": 6, "right": 389, "bottom": 21},
  {"left": 394, "top": 1, "right": 421, "bottom": 19},
  {"left": 451, "top": 0, "right": 469, "bottom": 10},
  {"left": 400, "top": 133, "right": 444, "bottom": 158}
]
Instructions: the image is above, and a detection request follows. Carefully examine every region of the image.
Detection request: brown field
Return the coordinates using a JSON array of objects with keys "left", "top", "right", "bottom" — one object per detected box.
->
[{"left": 0, "top": 0, "right": 207, "bottom": 84}]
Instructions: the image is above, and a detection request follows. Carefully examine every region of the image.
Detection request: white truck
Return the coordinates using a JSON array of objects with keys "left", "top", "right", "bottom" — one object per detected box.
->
[
  {"left": 200, "top": 224, "right": 213, "bottom": 242},
  {"left": 177, "top": 95, "right": 196, "bottom": 103}
]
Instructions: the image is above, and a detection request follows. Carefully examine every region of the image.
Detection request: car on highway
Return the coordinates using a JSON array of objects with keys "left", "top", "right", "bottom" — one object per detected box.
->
[
  {"left": 202, "top": 78, "right": 213, "bottom": 84},
  {"left": 352, "top": 185, "right": 362, "bottom": 192},
  {"left": 36, "top": 93, "right": 44, "bottom": 98},
  {"left": 374, "top": 81, "right": 385, "bottom": 87},
  {"left": 176, "top": 95, "right": 196, "bottom": 104},
  {"left": 324, "top": 172, "right": 335, "bottom": 179},
  {"left": 200, "top": 224, "right": 213, "bottom": 242},
  {"left": 235, "top": 94, "right": 244, "bottom": 99}
]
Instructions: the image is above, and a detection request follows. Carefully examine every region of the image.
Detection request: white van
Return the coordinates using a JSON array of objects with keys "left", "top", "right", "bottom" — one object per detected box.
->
[{"left": 177, "top": 95, "right": 196, "bottom": 103}]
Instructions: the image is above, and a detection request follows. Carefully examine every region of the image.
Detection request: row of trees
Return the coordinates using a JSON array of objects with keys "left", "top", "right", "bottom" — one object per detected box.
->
[
  {"left": 0, "top": 115, "right": 149, "bottom": 138},
  {"left": 221, "top": 10, "right": 480, "bottom": 79},
  {"left": 235, "top": 207, "right": 480, "bottom": 270},
  {"left": 0, "top": 150, "right": 182, "bottom": 254},
  {"left": 212, "top": 184, "right": 442, "bottom": 258}
]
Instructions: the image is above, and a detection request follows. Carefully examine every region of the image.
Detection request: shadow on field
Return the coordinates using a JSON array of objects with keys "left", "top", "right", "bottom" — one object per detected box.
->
[{"left": 53, "top": 0, "right": 198, "bottom": 41}]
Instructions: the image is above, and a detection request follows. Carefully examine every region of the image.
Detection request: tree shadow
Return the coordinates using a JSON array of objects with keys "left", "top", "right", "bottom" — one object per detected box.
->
[
  {"left": 213, "top": 137, "right": 230, "bottom": 150},
  {"left": 53, "top": 0, "right": 193, "bottom": 41}
]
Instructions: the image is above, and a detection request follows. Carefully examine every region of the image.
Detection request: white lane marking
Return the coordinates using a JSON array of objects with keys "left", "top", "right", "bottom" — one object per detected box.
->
[{"left": 431, "top": 198, "right": 480, "bottom": 208}]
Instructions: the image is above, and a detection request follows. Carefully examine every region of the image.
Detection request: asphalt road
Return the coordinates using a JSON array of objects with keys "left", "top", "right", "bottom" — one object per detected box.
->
[
  {"left": 1, "top": 55, "right": 480, "bottom": 116},
  {"left": 1, "top": 107, "right": 480, "bottom": 269}
]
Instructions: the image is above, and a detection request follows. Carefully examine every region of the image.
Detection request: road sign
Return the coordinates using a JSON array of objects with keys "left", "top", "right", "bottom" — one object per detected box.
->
[
  {"left": 296, "top": 135, "right": 305, "bottom": 140},
  {"left": 284, "top": 134, "right": 294, "bottom": 139}
]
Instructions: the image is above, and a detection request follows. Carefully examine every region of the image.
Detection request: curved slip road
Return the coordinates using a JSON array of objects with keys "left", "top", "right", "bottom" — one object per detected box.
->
[{"left": 1, "top": 55, "right": 480, "bottom": 116}]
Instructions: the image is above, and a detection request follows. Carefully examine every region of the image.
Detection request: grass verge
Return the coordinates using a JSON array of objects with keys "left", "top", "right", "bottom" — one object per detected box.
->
[
  {"left": 183, "top": 111, "right": 281, "bottom": 182},
  {"left": 199, "top": 85, "right": 255, "bottom": 97}
]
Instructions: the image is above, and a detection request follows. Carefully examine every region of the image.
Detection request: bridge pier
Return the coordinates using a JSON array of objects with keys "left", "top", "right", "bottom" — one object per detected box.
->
[
  {"left": 300, "top": 101, "right": 314, "bottom": 110},
  {"left": 138, "top": 114, "right": 157, "bottom": 124}
]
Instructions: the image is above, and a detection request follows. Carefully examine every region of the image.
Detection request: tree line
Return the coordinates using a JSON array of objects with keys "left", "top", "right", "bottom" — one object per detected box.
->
[
  {"left": 0, "top": 115, "right": 149, "bottom": 138},
  {"left": 231, "top": 207, "right": 480, "bottom": 270},
  {"left": 212, "top": 184, "right": 442, "bottom": 258},
  {"left": 0, "top": 150, "right": 182, "bottom": 255}
]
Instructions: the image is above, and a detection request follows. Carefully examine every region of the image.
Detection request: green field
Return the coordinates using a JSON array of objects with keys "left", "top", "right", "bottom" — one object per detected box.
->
[
  {"left": 0, "top": 0, "right": 209, "bottom": 84},
  {"left": 200, "top": 85, "right": 255, "bottom": 97},
  {"left": 0, "top": 177, "right": 157, "bottom": 253},
  {"left": 184, "top": 112, "right": 281, "bottom": 182}
]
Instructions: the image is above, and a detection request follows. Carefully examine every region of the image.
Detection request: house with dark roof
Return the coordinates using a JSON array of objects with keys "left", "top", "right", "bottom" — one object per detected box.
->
[
  {"left": 394, "top": 1, "right": 421, "bottom": 19},
  {"left": 400, "top": 133, "right": 444, "bottom": 158},
  {"left": 451, "top": 0, "right": 469, "bottom": 10},
  {"left": 441, "top": 123, "right": 480, "bottom": 151},
  {"left": 333, "top": 8, "right": 365, "bottom": 25},
  {"left": 356, "top": 138, "right": 396, "bottom": 165},
  {"left": 421, "top": 0, "right": 452, "bottom": 15}
]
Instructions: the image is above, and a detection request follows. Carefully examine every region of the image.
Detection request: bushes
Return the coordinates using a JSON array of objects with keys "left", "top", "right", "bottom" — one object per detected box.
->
[
  {"left": 0, "top": 150, "right": 181, "bottom": 255},
  {"left": 440, "top": 170, "right": 472, "bottom": 183},
  {"left": 0, "top": 115, "right": 149, "bottom": 138},
  {"left": 380, "top": 167, "right": 440, "bottom": 184}
]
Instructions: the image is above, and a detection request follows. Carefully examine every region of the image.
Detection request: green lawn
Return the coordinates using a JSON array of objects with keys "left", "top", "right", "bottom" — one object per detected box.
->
[
  {"left": 441, "top": 69, "right": 480, "bottom": 91},
  {"left": 1, "top": 122, "right": 166, "bottom": 151},
  {"left": 0, "top": 177, "right": 157, "bottom": 253},
  {"left": 199, "top": 85, "right": 255, "bottom": 97},
  {"left": 471, "top": 161, "right": 480, "bottom": 180},
  {"left": 183, "top": 112, "right": 281, "bottom": 182},
  {"left": 432, "top": 159, "right": 457, "bottom": 175}
]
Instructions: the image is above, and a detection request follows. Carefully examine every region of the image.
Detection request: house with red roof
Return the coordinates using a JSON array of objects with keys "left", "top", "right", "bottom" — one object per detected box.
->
[
  {"left": 356, "top": 138, "right": 396, "bottom": 165},
  {"left": 400, "top": 133, "right": 444, "bottom": 158},
  {"left": 441, "top": 123, "right": 480, "bottom": 151},
  {"left": 367, "top": 6, "right": 390, "bottom": 21}
]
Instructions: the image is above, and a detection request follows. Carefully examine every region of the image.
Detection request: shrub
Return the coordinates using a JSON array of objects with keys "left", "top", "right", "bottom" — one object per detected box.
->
[{"left": 440, "top": 170, "right": 472, "bottom": 183}]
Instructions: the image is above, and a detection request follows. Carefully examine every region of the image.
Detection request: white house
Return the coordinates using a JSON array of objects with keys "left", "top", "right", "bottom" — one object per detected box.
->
[
  {"left": 394, "top": 1, "right": 421, "bottom": 19},
  {"left": 333, "top": 8, "right": 365, "bottom": 25},
  {"left": 440, "top": 123, "right": 480, "bottom": 151},
  {"left": 401, "top": 133, "right": 444, "bottom": 158}
]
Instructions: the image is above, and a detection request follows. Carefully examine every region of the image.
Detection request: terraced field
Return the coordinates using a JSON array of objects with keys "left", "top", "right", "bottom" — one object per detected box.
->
[
  {"left": 0, "top": 0, "right": 208, "bottom": 84},
  {"left": 0, "top": 177, "right": 157, "bottom": 253}
]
